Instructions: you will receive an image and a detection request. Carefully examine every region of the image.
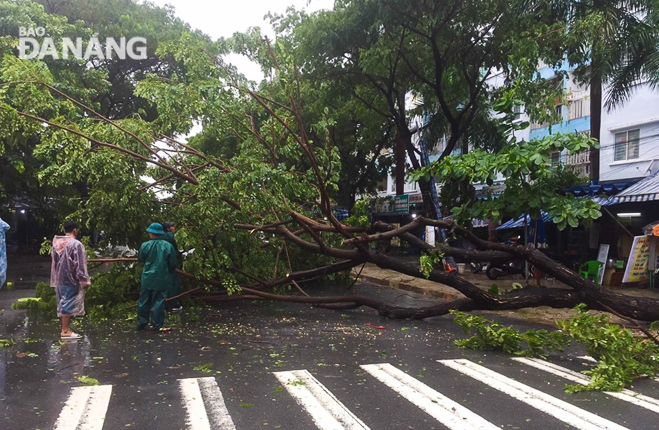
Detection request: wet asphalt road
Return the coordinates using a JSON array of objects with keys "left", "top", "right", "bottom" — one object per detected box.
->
[{"left": 1, "top": 283, "right": 659, "bottom": 430}]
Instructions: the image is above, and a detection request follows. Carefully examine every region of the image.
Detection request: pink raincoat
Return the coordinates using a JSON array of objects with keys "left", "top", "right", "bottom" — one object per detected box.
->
[{"left": 50, "top": 235, "right": 91, "bottom": 317}]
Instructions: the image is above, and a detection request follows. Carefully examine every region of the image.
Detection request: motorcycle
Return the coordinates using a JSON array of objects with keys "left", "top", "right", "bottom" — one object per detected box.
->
[
  {"left": 468, "top": 262, "right": 483, "bottom": 274},
  {"left": 485, "top": 260, "right": 530, "bottom": 280}
]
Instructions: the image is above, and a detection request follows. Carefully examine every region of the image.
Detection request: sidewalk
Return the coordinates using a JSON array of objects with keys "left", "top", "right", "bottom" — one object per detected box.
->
[{"left": 351, "top": 262, "right": 659, "bottom": 325}]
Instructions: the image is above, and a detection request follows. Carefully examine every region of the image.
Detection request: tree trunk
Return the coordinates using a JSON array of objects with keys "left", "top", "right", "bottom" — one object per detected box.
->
[{"left": 395, "top": 129, "right": 406, "bottom": 195}]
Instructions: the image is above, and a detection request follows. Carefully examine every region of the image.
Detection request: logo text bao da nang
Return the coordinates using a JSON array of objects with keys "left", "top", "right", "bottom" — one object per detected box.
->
[{"left": 18, "top": 27, "right": 147, "bottom": 60}]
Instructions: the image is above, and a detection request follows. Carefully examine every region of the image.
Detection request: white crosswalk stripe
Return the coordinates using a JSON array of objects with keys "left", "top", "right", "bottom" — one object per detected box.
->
[
  {"left": 47, "top": 357, "right": 659, "bottom": 430},
  {"left": 439, "top": 359, "right": 629, "bottom": 430},
  {"left": 274, "top": 369, "right": 370, "bottom": 430},
  {"left": 361, "top": 363, "right": 498, "bottom": 430},
  {"left": 179, "top": 377, "right": 236, "bottom": 430},
  {"left": 54, "top": 385, "right": 113, "bottom": 430},
  {"left": 513, "top": 357, "right": 659, "bottom": 414}
]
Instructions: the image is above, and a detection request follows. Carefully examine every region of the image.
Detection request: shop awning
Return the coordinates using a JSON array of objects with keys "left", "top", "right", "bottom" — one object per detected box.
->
[
  {"left": 563, "top": 182, "right": 633, "bottom": 197},
  {"left": 496, "top": 211, "right": 552, "bottom": 230},
  {"left": 591, "top": 195, "right": 615, "bottom": 206},
  {"left": 608, "top": 173, "right": 659, "bottom": 204}
]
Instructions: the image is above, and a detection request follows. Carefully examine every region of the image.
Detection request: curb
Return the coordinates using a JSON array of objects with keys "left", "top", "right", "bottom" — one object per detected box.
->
[{"left": 355, "top": 274, "right": 463, "bottom": 301}]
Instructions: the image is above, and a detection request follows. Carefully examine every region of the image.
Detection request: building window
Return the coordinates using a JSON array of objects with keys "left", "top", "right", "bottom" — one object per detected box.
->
[
  {"left": 614, "top": 129, "right": 640, "bottom": 161},
  {"left": 404, "top": 182, "right": 417, "bottom": 193},
  {"left": 550, "top": 152, "right": 560, "bottom": 167},
  {"left": 513, "top": 105, "right": 522, "bottom": 121}
]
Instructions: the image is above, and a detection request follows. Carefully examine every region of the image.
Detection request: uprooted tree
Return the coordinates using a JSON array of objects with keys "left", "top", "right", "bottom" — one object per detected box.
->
[{"left": 2, "top": 0, "right": 659, "bottom": 323}]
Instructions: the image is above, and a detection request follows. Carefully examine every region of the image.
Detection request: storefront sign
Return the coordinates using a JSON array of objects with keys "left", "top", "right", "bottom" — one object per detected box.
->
[
  {"left": 409, "top": 194, "right": 423, "bottom": 203},
  {"left": 393, "top": 195, "right": 409, "bottom": 213},
  {"left": 425, "top": 226, "right": 435, "bottom": 247},
  {"left": 622, "top": 236, "right": 650, "bottom": 283}
]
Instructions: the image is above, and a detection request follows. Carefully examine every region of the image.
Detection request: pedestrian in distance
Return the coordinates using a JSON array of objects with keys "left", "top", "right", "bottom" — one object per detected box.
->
[
  {"left": 137, "top": 222, "right": 178, "bottom": 333},
  {"left": 0, "top": 217, "right": 9, "bottom": 289},
  {"left": 162, "top": 221, "right": 182, "bottom": 312},
  {"left": 51, "top": 220, "right": 91, "bottom": 340}
]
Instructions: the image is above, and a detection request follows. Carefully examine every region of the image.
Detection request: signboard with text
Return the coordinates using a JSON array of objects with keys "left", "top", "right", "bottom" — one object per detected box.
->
[
  {"left": 393, "top": 195, "right": 409, "bottom": 213},
  {"left": 596, "top": 244, "right": 609, "bottom": 285},
  {"left": 622, "top": 236, "right": 650, "bottom": 283},
  {"left": 425, "top": 226, "right": 436, "bottom": 247}
]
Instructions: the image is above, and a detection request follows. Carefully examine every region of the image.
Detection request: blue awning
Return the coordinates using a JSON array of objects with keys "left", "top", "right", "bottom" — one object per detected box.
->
[
  {"left": 563, "top": 181, "right": 633, "bottom": 196},
  {"left": 496, "top": 211, "right": 552, "bottom": 230},
  {"left": 609, "top": 173, "right": 659, "bottom": 204},
  {"left": 591, "top": 195, "right": 615, "bottom": 206}
]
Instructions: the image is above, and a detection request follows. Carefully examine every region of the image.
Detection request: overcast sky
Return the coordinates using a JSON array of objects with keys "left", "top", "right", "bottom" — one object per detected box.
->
[{"left": 148, "top": 0, "right": 335, "bottom": 80}]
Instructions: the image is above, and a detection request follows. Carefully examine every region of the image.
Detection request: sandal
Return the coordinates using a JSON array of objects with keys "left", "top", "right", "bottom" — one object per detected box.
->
[{"left": 61, "top": 332, "right": 82, "bottom": 340}]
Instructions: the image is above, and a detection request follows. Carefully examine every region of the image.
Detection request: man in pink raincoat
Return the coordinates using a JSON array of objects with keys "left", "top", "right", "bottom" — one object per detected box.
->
[{"left": 51, "top": 221, "right": 91, "bottom": 340}]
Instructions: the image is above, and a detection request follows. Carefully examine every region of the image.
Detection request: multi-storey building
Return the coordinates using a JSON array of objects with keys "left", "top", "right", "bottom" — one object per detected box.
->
[{"left": 368, "top": 63, "right": 659, "bottom": 266}]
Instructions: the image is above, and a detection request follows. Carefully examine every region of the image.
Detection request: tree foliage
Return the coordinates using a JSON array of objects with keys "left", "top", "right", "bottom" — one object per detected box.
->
[
  {"left": 0, "top": 0, "right": 213, "bottom": 236},
  {"left": 452, "top": 305, "right": 659, "bottom": 393},
  {"left": 411, "top": 92, "right": 602, "bottom": 229}
]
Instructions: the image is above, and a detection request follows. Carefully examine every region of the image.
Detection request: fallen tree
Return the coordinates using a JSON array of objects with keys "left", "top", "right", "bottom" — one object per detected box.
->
[
  {"left": 2, "top": 9, "right": 658, "bottom": 324},
  {"left": 89, "top": 206, "right": 659, "bottom": 322}
]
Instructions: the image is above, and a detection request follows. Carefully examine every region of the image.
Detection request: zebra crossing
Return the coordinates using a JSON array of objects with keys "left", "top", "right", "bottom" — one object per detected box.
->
[{"left": 48, "top": 356, "right": 658, "bottom": 430}]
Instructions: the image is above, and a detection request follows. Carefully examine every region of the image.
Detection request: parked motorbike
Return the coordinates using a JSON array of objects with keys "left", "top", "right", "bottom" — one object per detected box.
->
[
  {"left": 469, "top": 262, "right": 483, "bottom": 274},
  {"left": 485, "top": 260, "right": 528, "bottom": 280}
]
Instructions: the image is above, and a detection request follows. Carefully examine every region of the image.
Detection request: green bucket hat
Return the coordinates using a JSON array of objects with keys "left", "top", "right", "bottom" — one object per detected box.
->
[{"left": 146, "top": 222, "right": 165, "bottom": 235}]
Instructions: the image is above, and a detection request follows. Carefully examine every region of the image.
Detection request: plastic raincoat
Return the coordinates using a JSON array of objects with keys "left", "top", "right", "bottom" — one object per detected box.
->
[
  {"left": 138, "top": 239, "right": 177, "bottom": 291},
  {"left": 51, "top": 235, "right": 91, "bottom": 317},
  {"left": 0, "top": 218, "right": 9, "bottom": 288},
  {"left": 137, "top": 238, "right": 177, "bottom": 330}
]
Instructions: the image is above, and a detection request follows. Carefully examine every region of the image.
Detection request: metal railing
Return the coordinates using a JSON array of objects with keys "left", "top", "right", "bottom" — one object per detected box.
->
[{"left": 568, "top": 97, "right": 590, "bottom": 120}]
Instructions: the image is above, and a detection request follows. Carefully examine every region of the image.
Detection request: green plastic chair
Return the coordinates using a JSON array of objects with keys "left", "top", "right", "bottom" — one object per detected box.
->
[{"left": 579, "top": 260, "right": 604, "bottom": 280}]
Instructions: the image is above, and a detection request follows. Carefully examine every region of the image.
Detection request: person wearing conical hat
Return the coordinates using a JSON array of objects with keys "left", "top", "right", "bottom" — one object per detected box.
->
[{"left": 137, "top": 223, "right": 178, "bottom": 332}]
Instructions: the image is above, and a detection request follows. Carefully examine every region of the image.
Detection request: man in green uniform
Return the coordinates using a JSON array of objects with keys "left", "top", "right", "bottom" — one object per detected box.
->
[
  {"left": 137, "top": 223, "right": 178, "bottom": 332},
  {"left": 162, "top": 221, "right": 182, "bottom": 312}
]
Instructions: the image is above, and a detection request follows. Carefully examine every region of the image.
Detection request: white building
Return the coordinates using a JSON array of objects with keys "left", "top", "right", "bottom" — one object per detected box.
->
[{"left": 600, "top": 82, "right": 659, "bottom": 183}]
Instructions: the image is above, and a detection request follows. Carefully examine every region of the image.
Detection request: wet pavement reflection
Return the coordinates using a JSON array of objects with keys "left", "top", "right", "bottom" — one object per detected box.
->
[{"left": 0, "top": 266, "right": 494, "bottom": 430}]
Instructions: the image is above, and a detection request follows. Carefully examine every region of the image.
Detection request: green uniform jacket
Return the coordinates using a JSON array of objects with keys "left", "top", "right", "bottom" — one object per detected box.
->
[{"left": 138, "top": 239, "right": 178, "bottom": 291}]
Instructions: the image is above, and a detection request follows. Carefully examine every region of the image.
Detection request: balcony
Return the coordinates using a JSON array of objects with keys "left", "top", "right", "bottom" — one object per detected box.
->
[
  {"left": 564, "top": 150, "right": 590, "bottom": 166},
  {"left": 550, "top": 150, "right": 590, "bottom": 178},
  {"left": 567, "top": 96, "right": 590, "bottom": 120}
]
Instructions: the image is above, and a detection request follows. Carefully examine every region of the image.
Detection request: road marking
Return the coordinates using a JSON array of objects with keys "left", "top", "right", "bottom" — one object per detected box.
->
[
  {"left": 54, "top": 385, "right": 113, "bottom": 430},
  {"left": 514, "top": 357, "right": 659, "bottom": 414},
  {"left": 578, "top": 356, "right": 597, "bottom": 363},
  {"left": 179, "top": 377, "right": 236, "bottom": 430},
  {"left": 361, "top": 363, "right": 498, "bottom": 430},
  {"left": 274, "top": 369, "right": 370, "bottom": 430},
  {"left": 439, "top": 359, "right": 629, "bottom": 430}
]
